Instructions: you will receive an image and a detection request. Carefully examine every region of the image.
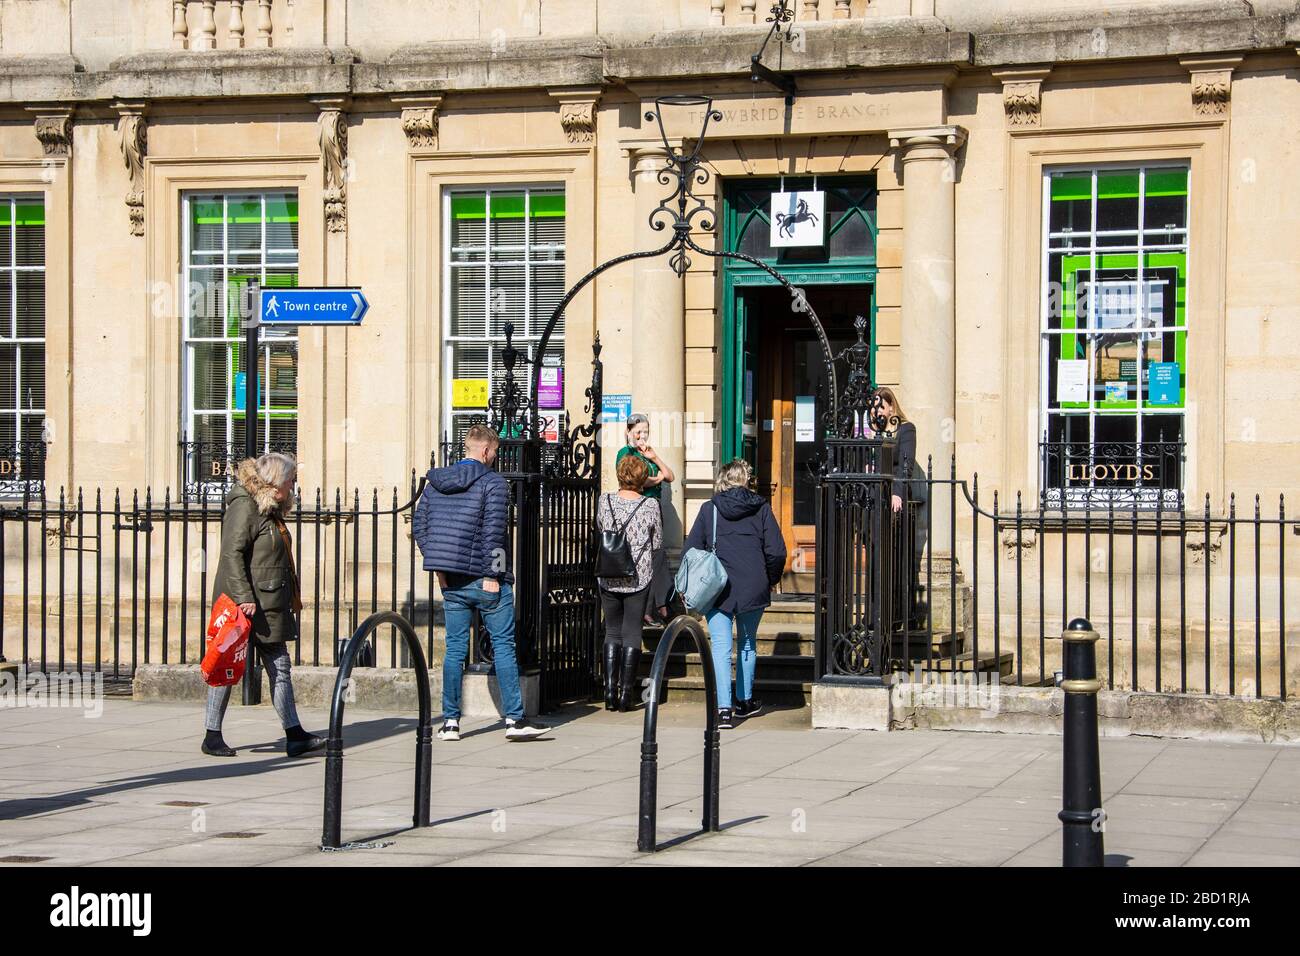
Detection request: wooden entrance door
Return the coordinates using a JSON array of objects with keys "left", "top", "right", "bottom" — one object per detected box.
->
[{"left": 745, "top": 285, "right": 869, "bottom": 592}]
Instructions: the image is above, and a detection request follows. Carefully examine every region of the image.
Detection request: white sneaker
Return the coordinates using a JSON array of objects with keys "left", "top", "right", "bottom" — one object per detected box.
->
[
  {"left": 437, "top": 720, "right": 461, "bottom": 741},
  {"left": 504, "top": 718, "right": 551, "bottom": 741}
]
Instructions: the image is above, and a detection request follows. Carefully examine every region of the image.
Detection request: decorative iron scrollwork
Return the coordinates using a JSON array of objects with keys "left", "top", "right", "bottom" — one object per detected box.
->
[
  {"left": 829, "top": 315, "right": 893, "bottom": 439},
  {"left": 544, "top": 334, "right": 603, "bottom": 482},
  {"left": 831, "top": 622, "right": 884, "bottom": 678},
  {"left": 488, "top": 322, "right": 534, "bottom": 442}
]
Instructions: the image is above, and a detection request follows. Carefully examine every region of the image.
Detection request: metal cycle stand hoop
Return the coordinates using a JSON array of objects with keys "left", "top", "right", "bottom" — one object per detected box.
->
[
  {"left": 1056, "top": 617, "right": 1105, "bottom": 867},
  {"left": 321, "top": 610, "right": 433, "bottom": 850},
  {"left": 637, "top": 614, "right": 721, "bottom": 853}
]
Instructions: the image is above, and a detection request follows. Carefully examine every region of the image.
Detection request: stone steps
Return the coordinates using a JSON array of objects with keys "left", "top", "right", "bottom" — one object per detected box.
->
[{"left": 639, "top": 602, "right": 817, "bottom": 704}]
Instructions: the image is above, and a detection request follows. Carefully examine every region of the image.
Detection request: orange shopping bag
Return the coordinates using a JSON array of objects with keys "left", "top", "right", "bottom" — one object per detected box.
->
[{"left": 201, "top": 594, "right": 252, "bottom": 687}]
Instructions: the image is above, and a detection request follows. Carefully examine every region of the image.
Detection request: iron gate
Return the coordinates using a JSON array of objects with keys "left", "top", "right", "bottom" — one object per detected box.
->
[{"left": 440, "top": 325, "right": 603, "bottom": 710}]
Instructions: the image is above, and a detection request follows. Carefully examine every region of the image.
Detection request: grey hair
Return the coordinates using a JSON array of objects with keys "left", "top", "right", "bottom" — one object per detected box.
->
[
  {"left": 254, "top": 452, "right": 297, "bottom": 489},
  {"left": 715, "top": 458, "right": 752, "bottom": 494},
  {"left": 625, "top": 413, "right": 650, "bottom": 437}
]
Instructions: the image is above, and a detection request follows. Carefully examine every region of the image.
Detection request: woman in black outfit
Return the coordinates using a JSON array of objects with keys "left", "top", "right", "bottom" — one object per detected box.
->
[{"left": 872, "top": 387, "right": 928, "bottom": 621}]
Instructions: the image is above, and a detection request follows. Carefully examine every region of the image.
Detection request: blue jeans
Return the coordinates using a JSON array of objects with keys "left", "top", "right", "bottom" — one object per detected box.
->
[
  {"left": 441, "top": 578, "right": 523, "bottom": 721},
  {"left": 705, "top": 608, "right": 764, "bottom": 710}
]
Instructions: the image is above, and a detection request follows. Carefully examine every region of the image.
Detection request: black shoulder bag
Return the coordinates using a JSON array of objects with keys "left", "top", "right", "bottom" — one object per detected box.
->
[{"left": 594, "top": 494, "right": 650, "bottom": 578}]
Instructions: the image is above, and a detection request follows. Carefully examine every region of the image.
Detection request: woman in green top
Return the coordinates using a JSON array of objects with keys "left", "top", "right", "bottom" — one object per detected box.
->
[
  {"left": 617, "top": 413, "right": 675, "bottom": 498},
  {"left": 617, "top": 413, "right": 676, "bottom": 621}
]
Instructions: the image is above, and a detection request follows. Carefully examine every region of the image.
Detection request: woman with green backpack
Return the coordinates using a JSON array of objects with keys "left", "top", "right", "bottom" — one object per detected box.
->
[{"left": 681, "top": 459, "right": 786, "bottom": 729}]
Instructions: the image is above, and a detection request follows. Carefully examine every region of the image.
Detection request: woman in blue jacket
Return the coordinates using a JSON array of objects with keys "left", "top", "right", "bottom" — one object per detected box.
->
[{"left": 683, "top": 459, "right": 786, "bottom": 728}]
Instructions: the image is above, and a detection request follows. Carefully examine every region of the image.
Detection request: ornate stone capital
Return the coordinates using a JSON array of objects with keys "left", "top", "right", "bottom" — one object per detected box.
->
[
  {"left": 618, "top": 137, "right": 679, "bottom": 180},
  {"left": 392, "top": 94, "right": 443, "bottom": 150},
  {"left": 1180, "top": 55, "right": 1241, "bottom": 117},
  {"left": 992, "top": 67, "right": 1051, "bottom": 129},
  {"left": 28, "top": 105, "right": 74, "bottom": 158},
  {"left": 311, "top": 96, "right": 350, "bottom": 234},
  {"left": 888, "top": 125, "right": 967, "bottom": 159},
  {"left": 113, "top": 102, "right": 148, "bottom": 237},
  {"left": 549, "top": 87, "right": 602, "bottom": 146}
]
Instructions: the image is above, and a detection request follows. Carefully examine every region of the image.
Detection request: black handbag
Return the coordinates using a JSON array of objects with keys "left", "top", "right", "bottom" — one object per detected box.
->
[{"left": 594, "top": 494, "right": 649, "bottom": 578}]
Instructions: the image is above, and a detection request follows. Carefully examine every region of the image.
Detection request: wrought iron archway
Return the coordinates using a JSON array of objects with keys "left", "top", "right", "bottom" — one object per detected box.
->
[
  {"left": 527, "top": 94, "right": 894, "bottom": 445},
  {"left": 450, "top": 94, "right": 899, "bottom": 709}
]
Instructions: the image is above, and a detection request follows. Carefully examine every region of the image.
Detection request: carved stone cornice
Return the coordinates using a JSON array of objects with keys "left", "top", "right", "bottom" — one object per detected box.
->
[
  {"left": 311, "top": 96, "right": 350, "bottom": 234},
  {"left": 549, "top": 87, "right": 602, "bottom": 146},
  {"left": 392, "top": 94, "right": 443, "bottom": 150},
  {"left": 113, "top": 101, "right": 148, "bottom": 237},
  {"left": 992, "top": 66, "right": 1051, "bottom": 129},
  {"left": 1180, "top": 55, "right": 1241, "bottom": 117},
  {"left": 27, "top": 105, "right": 74, "bottom": 158}
]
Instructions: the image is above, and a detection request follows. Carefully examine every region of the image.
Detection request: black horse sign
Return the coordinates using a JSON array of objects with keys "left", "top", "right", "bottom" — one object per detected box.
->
[{"left": 771, "top": 191, "right": 825, "bottom": 247}]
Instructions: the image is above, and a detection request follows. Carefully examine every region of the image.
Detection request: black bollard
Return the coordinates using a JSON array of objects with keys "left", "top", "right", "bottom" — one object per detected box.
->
[
  {"left": 637, "top": 615, "right": 721, "bottom": 853},
  {"left": 321, "top": 611, "right": 432, "bottom": 850},
  {"left": 1058, "top": 617, "right": 1104, "bottom": 867}
]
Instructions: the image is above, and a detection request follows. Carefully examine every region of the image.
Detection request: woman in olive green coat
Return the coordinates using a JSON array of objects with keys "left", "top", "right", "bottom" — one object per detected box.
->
[{"left": 202, "top": 453, "right": 323, "bottom": 758}]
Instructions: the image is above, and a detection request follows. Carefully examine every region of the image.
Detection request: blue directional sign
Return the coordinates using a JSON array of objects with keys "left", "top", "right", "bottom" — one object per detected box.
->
[{"left": 259, "top": 287, "right": 369, "bottom": 326}]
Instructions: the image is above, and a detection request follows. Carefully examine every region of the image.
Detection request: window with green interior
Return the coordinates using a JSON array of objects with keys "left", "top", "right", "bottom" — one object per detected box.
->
[
  {"left": 181, "top": 192, "right": 299, "bottom": 496},
  {"left": 442, "top": 186, "right": 565, "bottom": 450},
  {"left": 1041, "top": 165, "right": 1189, "bottom": 509},
  {"left": 0, "top": 195, "right": 45, "bottom": 497}
]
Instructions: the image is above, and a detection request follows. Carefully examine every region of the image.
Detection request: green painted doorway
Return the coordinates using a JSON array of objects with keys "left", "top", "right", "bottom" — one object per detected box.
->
[{"left": 721, "top": 176, "right": 879, "bottom": 588}]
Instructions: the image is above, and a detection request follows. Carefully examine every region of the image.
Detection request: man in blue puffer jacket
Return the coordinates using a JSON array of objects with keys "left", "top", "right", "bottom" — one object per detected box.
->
[{"left": 413, "top": 424, "right": 549, "bottom": 741}]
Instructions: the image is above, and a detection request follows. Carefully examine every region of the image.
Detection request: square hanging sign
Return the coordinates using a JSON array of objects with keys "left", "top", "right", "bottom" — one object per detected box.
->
[{"left": 770, "top": 191, "right": 825, "bottom": 248}]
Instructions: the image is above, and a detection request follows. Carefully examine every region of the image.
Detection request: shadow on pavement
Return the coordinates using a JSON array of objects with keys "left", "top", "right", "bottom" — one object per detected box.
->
[{"left": 0, "top": 715, "right": 420, "bottom": 821}]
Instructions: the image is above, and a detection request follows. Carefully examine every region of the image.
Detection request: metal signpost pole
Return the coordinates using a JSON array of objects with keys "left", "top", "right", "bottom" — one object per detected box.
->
[
  {"left": 242, "top": 288, "right": 262, "bottom": 705},
  {"left": 243, "top": 287, "right": 368, "bottom": 706}
]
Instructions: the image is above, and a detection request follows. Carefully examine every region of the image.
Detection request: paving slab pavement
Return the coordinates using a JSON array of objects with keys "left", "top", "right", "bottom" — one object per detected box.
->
[{"left": 1, "top": 698, "right": 1298, "bottom": 867}]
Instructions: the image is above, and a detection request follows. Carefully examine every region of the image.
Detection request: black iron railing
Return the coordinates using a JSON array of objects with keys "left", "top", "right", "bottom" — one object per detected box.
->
[
  {"left": 180, "top": 440, "right": 298, "bottom": 500},
  {"left": 0, "top": 466, "right": 1295, "bottom": 703},
  {"left": 0, "top": 481, "right": 441, "bottom": 687},
  {"left": 816, "top": 457, "right": 1298, "bottom": 700},
  {"left": 0, "top": 440, "right": 46, "bottom": 499},
  {"left": 1040, "top": 438, "right": 1184, "bottom": 510}
]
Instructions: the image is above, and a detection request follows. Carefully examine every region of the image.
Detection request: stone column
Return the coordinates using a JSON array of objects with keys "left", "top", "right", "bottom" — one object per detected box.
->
[
  {"left": 889, "top": 125, "right": 965, "bottom": 552},
  {"left": 310, "top": 96, "right": 351, "bottom": 493},
  {"left": 630, "top": 144, "right": 686, "bottom": 552}
]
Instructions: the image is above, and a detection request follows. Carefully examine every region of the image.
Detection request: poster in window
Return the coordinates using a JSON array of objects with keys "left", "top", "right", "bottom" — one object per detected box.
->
[
  {"left": 1056, "top": 359, "right": 1088, "bottom": 404},
  {"left": 452, "top": 378, "right": 490, "bottom": 409},
  {"left": 537, "top": 365, "right": 563, "bottom": 410},
  {"left": 770, "top": 191, "right": 825, "bottom": 248},
  {"left": 1083, "top": 279, "right": 1166, "bottom": 330},
  {"left": 540, "top": 412, "right": 560, "bottom": 444},
  {"left": 1148, "top": 362, "right": 1180, "bottom": 405},
  {"left": 794, "top": 395, "right": 816, "bottom": 442},
  {"left": 1104, "top": 381, "right": 1128, "bottom": 403}
]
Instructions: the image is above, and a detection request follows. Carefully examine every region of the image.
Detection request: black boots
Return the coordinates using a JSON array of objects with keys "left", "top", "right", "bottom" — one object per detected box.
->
[
  {"left": 285, "top": 724, "right": 325, "bottom": 758},
  {"left": 619, "top": 646, "right": 643, "bottom": 712},
  {"left": 201, "top": 731, "right": 236, "bottom": 757},
  {"left": 603, "top": 643, "right": 621, "bottom": 711}
]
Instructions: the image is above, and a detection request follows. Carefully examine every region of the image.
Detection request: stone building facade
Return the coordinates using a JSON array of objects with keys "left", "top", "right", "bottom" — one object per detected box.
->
[{"left": 0, "top": 0, "right": 1297, "bottom": 592}]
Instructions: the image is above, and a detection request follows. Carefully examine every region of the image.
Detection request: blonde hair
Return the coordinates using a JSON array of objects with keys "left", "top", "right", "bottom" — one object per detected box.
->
[
  {"left": 236, "top": 452, "right": 297, "bottom": 515},
  {"left": 464, "top": 423, "right": 500, "bottom": 453},
  {"left": 617, "top": 453, "right": 648, "bottom": 492},
  {"left": 254, "top": 452, "right": 297, "bottom": 489},
  {"left": 714, "top": 458, "right": 752, "bottom": 494}
]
